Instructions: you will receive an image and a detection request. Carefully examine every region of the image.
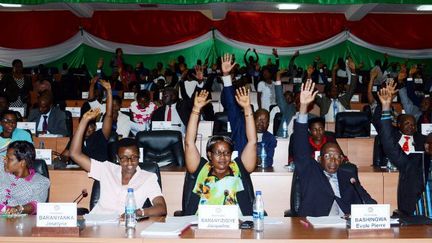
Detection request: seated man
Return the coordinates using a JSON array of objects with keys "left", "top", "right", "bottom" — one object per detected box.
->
[
  {"left": 315, "top": 57, "right": 358, "bottom": 122},
  {"left": 28, "top": 91, "right": 68, "bottom": 136},
  {"left": 254, "top": 109, "right": 277, "bottom": 167},
  {"left": 70, "top": 108, "right": 167, "bottom": 216},
  {"left": 59, "top": 80, "right": 113, "bottom": 164},
  {"left": 377, "top": 85, "right": 430, "bottom": 216},
  {"left": 293, "top": 80, "right": 376, "bottom": 217},
  {"left": 151, "top": 87, "right": 192, "bottom": 134},
  {"left": 288, "top": 117, "right": 339, "bottom": 164}
]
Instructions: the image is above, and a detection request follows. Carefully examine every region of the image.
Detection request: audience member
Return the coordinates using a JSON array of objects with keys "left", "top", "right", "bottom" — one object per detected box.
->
[
  {"left": 255, "top": 109, "right": 277, "bottom": 167},
  {"left": 293, "top": 80, "right": 376, "bottom": 216},
  {"left": 0, "top": 110, "right": 32, "bottom": 157},
  {"left": 130, "top": 90, "right": 158, "bottom": 134},
  {"left": 70, "top": 109, "right": 167, "bottom": 216},
  {"left": 184, "top": 88, "right": 257, "bottom": 215},
  {"left": 112, "top": 95, "right": 131, "bottom": 138},
  {"left": 0, "top": 141, "right": 50, "bottom": 215},
  {"left": 28, "top": 91, "right": 68, "bottom": 136}
]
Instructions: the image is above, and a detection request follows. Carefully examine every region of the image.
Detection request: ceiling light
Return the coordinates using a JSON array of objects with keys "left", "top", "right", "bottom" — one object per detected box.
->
[
  {"left": 417, "top": 5, "right": 432, "bottom": 11},
  {"left": 0, "top": 3, "right": 22, "bottom": 7},
  {"left": 278, "top": 4, "right": 300, "bottom": 10}
]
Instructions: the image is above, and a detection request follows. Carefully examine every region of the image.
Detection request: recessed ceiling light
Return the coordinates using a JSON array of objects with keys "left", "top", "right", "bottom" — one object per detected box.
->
[
  {"left": 417, "top": 5, "right": 432, "bottom": 11},
  {"left": 278, "top": 4, "right": 300, "bottom": 10},
  {"left": 0, "top": 3, "right": 22, "bottom": 7}
]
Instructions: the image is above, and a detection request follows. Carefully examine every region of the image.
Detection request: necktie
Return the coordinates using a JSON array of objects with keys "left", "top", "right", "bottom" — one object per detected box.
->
[
  {"left": 42, "top": 115, "right": 48, "bottom": 131},
  {"left": 327, "top": 173, "right": 341, "bottom": 215},
  {"left": 167, "top": 105, "right": 172, "bottom": 122},
  {"left": 333, "top": 100, "right": 339, "bottom": 120},
  {"left": 402, "top": 136, "right": 410, "bottom": 152}
]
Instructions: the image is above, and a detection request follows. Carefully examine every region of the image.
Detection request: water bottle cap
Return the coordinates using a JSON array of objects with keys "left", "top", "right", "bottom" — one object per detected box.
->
[
  {"left": 256, "top": 191, "right": 262, "bottom": 196},
  {"left": 127, "top": 188, "right": 134, "bottom": 193}
]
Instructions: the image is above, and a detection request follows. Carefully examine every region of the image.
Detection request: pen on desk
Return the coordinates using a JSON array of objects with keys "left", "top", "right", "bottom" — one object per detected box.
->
[{"left": 299, "top": 219, "right": 309, "bottom": 228}]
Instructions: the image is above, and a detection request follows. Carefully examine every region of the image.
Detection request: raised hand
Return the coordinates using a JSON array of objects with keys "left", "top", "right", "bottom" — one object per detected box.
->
[
  {"left": 276, "top": 69, "right": 287, "bottom": 81},
  {"left": 377, "top": 87, "right": 393, "bottom": 110},
  {"left": 221, "top": 53, "right": 236, "bottom": 76},
  {"left": 347, "top": 57, "right": 356, "bottom": 73},
  {"left": 99, "top": 79, "right": 111, "bottom": 91},
  {"left": 83, "top": 108, "right": 101, "bottom": 121},
  {"left": 307, "top": 65, "right": 315, "bottom": 77},
  {"left": 235, "top": 87, "right": 250, "bottom": 109},
  {"left": 386, "top": 78, "right": 399, "bottom": 98},
  {"left": 409, "top": 64, "right": 417, "bottom": 77},
  {"left": 90, "top": 76, "right": 98, "bottom": 85},
  {"left": 193, "top": 90, "right": 211, "bottom": 110},
  {"left": 97, "top": 58, "right": 104, "bottom": 69},
  {"left": 300, "top": 80, "right": 318, "bottom": 108},
  {"left": 194, "top": 65, "right": 204, "bottom": 81},
  {"left": 293, "top": 50, "right": 300, "bottom": 57},
  {"left": 272, "top": 48, "right": 278, "bottom": 57},
  {"left": 370, "top": 68, "right": 379, "bottom": 81}
]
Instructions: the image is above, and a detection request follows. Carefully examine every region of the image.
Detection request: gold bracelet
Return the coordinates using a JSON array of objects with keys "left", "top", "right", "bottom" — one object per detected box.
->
[
  {"left": 244, "top": 112, "right": 253, "bottom": 118},
  {"left": 191, "top": 110, "right": 200, "bottom": 116}
]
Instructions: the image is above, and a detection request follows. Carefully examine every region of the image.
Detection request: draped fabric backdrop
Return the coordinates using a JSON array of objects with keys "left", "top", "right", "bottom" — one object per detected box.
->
[{"left": 1, "top": 11, "right": 432, "bottom": 73}]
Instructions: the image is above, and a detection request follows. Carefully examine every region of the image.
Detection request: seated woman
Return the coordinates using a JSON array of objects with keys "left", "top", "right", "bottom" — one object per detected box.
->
[
  {"left": 0, "top": 110, "right": 33, "bottom": 157},
  {"left": 0, "top": 141, "right": 50, "bottom": 215},
  {"left": 184, "top": 88, "right": 257, "bottom": 215},
  {"left": 70, "top": 108, "right": 167, "bottom": 217},
  {"left": 130, "top": 90, "right": 158, "bottom": 134}
]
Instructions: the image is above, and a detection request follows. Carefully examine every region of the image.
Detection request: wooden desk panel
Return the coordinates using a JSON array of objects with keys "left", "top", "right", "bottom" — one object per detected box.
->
[
  {"left": 49, "top": 170, "right": 94, "bottom": 208},
  {"left": 383, "top": 172, "right": 399, "bottom": 212},
  {"left": 345, "top": 138, "right": 374, "bottom": 167}
]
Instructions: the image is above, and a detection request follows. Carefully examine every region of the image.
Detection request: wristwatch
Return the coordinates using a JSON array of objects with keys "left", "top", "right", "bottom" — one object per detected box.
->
[{"left": 17, "top": 205, "right": 24, "bottom": 214}]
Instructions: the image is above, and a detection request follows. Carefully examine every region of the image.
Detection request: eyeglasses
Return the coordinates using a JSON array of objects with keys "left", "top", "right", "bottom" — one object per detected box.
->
[
  {"left": 322, "top": 153, "right": 344, "bottom": 161},
  {"left": 118, "top": 155, "right": 140, "bottom": 163},
  {"left": 1, "top": 118, "right": 17, "bottom": 124},
  {"left": 212, "top": 150, "right": 232, "bottom": 158}
]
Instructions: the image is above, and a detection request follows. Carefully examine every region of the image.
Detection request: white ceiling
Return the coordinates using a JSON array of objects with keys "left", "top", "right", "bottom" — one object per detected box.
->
[{"left": 0, "top": 2, "right": 428, "bottom": 20}]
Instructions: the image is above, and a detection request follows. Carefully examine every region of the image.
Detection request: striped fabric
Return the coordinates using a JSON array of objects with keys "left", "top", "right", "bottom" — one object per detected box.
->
[{"left": 415, "top": 180, "right": 432, "bottom": 218}]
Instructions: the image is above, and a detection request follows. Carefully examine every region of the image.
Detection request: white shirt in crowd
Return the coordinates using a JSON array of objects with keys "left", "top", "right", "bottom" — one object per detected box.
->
[{"left": 257, "top": 80, "right": 276, "bottom": 111}]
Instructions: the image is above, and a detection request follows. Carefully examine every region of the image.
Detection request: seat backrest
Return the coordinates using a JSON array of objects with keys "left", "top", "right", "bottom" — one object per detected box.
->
[
  {"left": 136, "top": 130, "right": 185, "bottom": 167},
  {"left": 273, "top": 112, "right": 282, "bottom": 135},
  {"left": 33, "top": 159, "right": 50, "bottom": 202},
  {"left": 90, "top": 162, "right": 162, "bottom": 210},
  {"left": 64, "top": 110, "right": 73, "bottom": 137},
  {"left": 335, "top": 112, "right": 370, "bottom": 138},
  {"left": 212, "top": 111, "right": 231, "bottom": 137}
]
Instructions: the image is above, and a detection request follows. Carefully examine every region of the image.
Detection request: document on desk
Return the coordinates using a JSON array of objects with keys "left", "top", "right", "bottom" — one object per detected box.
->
[
  {"left": 84, "top": 214, "right": 119, "bottom": 225},
  {"left": 240, "top": 216, "right": 284, "bottom": 225},
  {"left": 306, "top": 216, "right": 347, "bottom": 228},
  {"left": 140, "top": 222, "right": 190, "bottom": 236},
  {"left": 165, "top": 215, "right": 198, "bottom": 225}
]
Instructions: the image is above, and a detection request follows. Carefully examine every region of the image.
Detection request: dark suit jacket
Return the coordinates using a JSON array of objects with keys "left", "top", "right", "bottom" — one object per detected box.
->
[
  {"left": 151, "top": 100, "right": 192, "bottom": 127},
  {"left": 179, "top": 81, "right": 215, "bottom": 121},
  {"left": 293, "top": 121, "right": 376, "bottom": 216},
  {"left": 27, "top": 106, "right": 68, "bottom": 136},
  {"left": 379, "top": 119, "right": 427, "bottom": 215}
]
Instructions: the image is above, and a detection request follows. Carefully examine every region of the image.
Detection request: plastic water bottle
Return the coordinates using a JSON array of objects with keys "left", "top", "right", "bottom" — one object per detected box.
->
[
  {"left": 125, "top": 188, "right": 137, "bottom": 229},
  {"left": 253, "top": 191, "right": 264, "bottom": 232},
  {"left": 385, "top": 158, "right": 397, "bottom": 171},
  {"left": 282, "top": 120, "right": 288, "bottom": 138},
  {"left": 39, "top": 141, "right": 45, "bottom": 149},
  {"left": 259, "top": 143, "right": 267, "bottom": 168}
]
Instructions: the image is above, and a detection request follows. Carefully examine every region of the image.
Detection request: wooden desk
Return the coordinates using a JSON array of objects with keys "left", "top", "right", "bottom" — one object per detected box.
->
[
  {"left": 1, "top": 216, "right": 431, "bottom": 242},
  {"left": 48, "top": 166, "right": 394, "bottom": 217},
  {"left": 32, "top": 136, "right": 70, "bottom": 153}
]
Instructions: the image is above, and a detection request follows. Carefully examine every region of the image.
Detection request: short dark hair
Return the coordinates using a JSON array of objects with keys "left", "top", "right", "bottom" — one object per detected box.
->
[
  {"left": 1, "top": 110, "right": 18, "bottom": 120},
  {"left": 319, "top": 142, "right": 342, "bottom": 157},
  {"left": 206, "top": 135, "right": 234, "bottom": 160},
  {"left": 397, "top": 114, "right": 415, "bottom": 125},
  {"left": 116, "top": 138, "right": 138, "bottom": 154},
  {"left": 113, "top": 95, "right": 122, "bottom": 105},
  {"left": 254, "top": 109, "right": 269, "bottom": 119},
  {"left": 308, "top": 117, "right": 325, "bottom": 129},
  {"left": 8, "top": 141, "right": 35, "bottom": 169},
  {"left": 12, "top": 59, "right": 22, "bottom": 67},
  {"left": 136, "top": 90, "right": 150, "bottom": 102},
  {"left": 38, "top": 90, "right": 54, "bottom": 104}
]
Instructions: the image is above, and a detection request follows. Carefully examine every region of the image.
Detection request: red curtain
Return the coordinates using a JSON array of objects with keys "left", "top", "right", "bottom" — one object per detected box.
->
[
  {"left": 348, "top": 14, "right": 432, "bottom": 49},
  {"left": 0, "top": 11, "right": 79, "bottom": 49},
  {"left": 215, "top": 12, "right": 347, "bottom": 47},
  {"left": 0, "top": 11, "right": 432, "bottom": 50},
  {"left": 81, "top": 10, "right": 213, "bottom": 46}
]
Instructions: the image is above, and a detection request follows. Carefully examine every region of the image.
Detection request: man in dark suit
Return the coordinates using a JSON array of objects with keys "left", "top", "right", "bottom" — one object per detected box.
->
[
  {"left": 377, "top": 85, "right": 430, "bottom": 216},
  {"left": 151, "top": 87, "right": 192, "bottom": 133},
  {"left": 293, "top": 80, "right": 376, "bottom": 217},
  {"left": 28, "top": 91, "right": 68, "bottom": 136}
]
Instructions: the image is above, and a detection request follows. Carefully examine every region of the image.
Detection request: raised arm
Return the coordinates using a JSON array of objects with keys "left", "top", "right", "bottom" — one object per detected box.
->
[
  {"left": 288, "top": 50, "right": 299, "bottom": 76},
  {"left": 99, "top": 80, "right": 113, "bottom": 139},
  {"left": 236, "top": 87, "right": 257, "bottom": 173},
  {"left": 342, "top": 57, "right": 359, "bottom": 101},
  {"left": 243, "top": 48, "right": 251, "bottom": 65},
  {"left": 367, "top": 68, "right": 379, "bottom": 105},
  {"left": 88, "top": 77, "right": 98, "bottom": 101},
  {"left": 293, "top": 80, "right": 318, "bottom": 172},
  {"left": 253, "top": 48, "right": 259, "bottom": 63},
  {"left": 184, "top": 90, "right": 211, "bottom": 174},
  {"left": 69, "top": 108, "right": 101, "bottom": 172}
]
